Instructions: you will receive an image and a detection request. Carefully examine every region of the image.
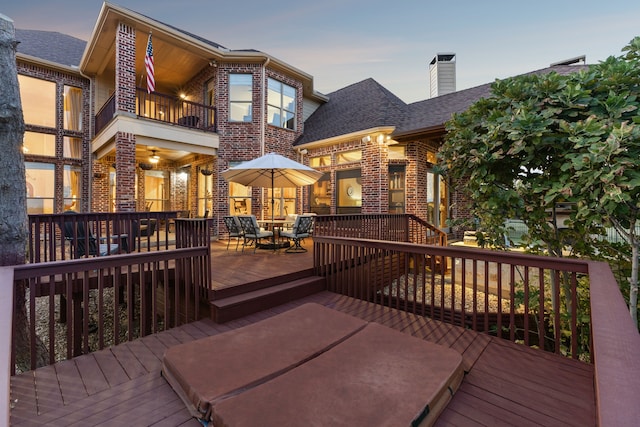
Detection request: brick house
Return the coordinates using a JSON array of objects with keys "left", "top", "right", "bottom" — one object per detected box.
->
[{"left": 14, "top": 2, "right": 586, "bottom": 239}]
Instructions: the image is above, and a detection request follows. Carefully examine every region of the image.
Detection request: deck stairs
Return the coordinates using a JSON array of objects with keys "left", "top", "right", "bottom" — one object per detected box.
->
[{"left": 209, "top": 268, "right": 325, "bottom": 323}]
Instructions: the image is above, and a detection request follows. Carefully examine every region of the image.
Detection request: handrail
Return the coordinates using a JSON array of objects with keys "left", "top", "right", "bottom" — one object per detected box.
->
[
  {"left": 313, "top": 235, "right": 640, "bottom": 424},
  {"left": 94, "top": 88, "right": 217, "bottom": 135},
  {"left": 0, "top": 267, "right": 13, "bottom": 427},
  {"left": 313, "top": 213, "right": 447, "bottom": 246},
  {"left": 12, "top": 246, "right": 210, "bottom": 372},
  {"left": 314, "top": 236, "right": 590, "bottom": 358},
  {"left": 28, "top": 211, "right": 179, "bottom": 263}
]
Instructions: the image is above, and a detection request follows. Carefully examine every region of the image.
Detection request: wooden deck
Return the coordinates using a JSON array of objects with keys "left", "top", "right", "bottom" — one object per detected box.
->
[
  {"left": 10, "top": 240, "right": 596, "bottom": 426},
  {"left": 210, "top": 238, "right": 314, "bottom": 292}
]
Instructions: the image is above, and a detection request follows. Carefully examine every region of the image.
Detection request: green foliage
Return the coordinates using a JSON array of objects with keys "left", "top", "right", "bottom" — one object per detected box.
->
[{"left": 440, "top": 37, "right": 640, "bottom": 323}]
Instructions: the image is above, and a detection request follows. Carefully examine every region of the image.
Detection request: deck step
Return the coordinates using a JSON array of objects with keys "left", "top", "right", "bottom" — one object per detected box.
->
[{"left": 210, "top": 276, "right": 326, "bottom": 323}]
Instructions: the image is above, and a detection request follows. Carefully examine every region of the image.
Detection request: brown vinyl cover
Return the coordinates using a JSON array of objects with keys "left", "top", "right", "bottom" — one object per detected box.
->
[
  {"left": 161, "top": 303, "right": 367, "bottom": 420},
  {"left": 211, "top": 322, "right": 464, "bottom": 427}
]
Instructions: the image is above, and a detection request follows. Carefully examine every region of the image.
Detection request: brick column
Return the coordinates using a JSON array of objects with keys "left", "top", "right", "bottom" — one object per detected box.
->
[
  {"left": 115, "top": 22, "right": 136, "bottom": 115},
  {"left": 115, "top": 132, "right": 136, "bottom": 212},
  {"left": 113, "top": 22, "right": 137, "bottom": 212}
]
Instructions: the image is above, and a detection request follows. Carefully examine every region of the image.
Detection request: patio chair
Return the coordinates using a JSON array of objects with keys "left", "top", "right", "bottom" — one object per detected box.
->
[
  {"left": 279, "top": 215, "right": 314, "bottom": 253},
  {"left": 62, "top": 211, "right": 123, "bottom": 258},
  {"left": 237, "top": 215, "right": 274, "bottom": 253},
  {"left": 222, "top": 216, "right": 244, "bottom": 251}
]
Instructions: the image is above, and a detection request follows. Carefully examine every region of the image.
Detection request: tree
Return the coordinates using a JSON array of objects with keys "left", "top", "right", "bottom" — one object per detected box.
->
[
  {"left": 439, "top": 37, "right": 640, "bottom": 325},
  {"left": 0, "top": 14, "right": 45, "bottom": 370}
]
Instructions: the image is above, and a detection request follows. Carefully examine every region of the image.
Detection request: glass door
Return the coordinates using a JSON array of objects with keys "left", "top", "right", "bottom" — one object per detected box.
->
[{"left": 426, "top": 169, "right": 449, "bottom": 230}]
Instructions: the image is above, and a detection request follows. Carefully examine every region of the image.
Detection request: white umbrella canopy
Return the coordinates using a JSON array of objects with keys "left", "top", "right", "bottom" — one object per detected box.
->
[
  {"left": 221, "top": 152, "right": 323, "bottom": 188},
  {"left": 221, "top": 152, "right": 322, "bottom": 249}
]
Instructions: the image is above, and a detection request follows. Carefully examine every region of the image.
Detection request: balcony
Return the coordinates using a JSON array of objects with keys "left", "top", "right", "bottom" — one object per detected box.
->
[{"left": 95, "top": 88, "right": 217, "bottom": 136}]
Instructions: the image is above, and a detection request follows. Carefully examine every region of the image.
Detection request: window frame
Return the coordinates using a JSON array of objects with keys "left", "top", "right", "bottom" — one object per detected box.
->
[
  {"left": 228, "top": 73, "right": 253, "bottom": 123},
  {"left": 267, "top": 77, "right": 296, "bottom": 130}
]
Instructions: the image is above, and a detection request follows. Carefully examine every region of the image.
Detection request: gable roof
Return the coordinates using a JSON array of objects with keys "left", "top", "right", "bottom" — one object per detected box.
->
[
  {"left": 15, "top": 29, "right": 86, "bottom": 68},
  {"left": 295, "top": 78, "right": 407, "bottom": 145}
]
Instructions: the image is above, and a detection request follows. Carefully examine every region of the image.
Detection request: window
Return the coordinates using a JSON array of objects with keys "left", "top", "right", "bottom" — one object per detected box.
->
[
  {"left": 26, "top": 162, "right": 55, "bottom": 214},
  {"left": 266, "top": 187, "right": 296, "bottom": 218},
  {"left": 228, "top": 161, "right": 251, "bottom": 215},
  {"left": 229, "top": 74, "right": 253, "bottom": 122},
  {"left": 309, "top": 155, "right": 331, "bottom": 167},
  {"left": 336, "top": 169, "right": 361, "bottom": 214},
  {"left": 388, "top": 165, "right": 405, "bottom": 214},
  {"left": 63, "top": 85, "right": 83, "bottom": 131},
  {"left": 23, "top": 132, "right": 55, "bottom": 157},
  {"left": 63, "top": 165, "right": 82, "bottom": 211},
  {"left": 309, "top": 173, "right": 331, "bottom": 215},
  {"left": 388, "top": 145, "right": 406, "bottom": 160},
  {"left": 18, "top": 75, "right": 56, "bottom": 128},
  {"left": 337, "top": 150, "right": 362, "bottom": 164},
  {"left": 145, "top": 170, "right": 168, "bottom": 212},
  {"left": 63, "top": 137, "right": 82, "bottom": 159},
  {"left": 267, "top": 78, "right": 296, "bottom": 130}
]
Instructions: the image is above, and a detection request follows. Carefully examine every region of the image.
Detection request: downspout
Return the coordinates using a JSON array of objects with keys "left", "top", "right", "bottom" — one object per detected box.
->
[
  {"left": 260, "top": 56, "right": 270, "bottom": 156},
  {"left": 260, "top": 57, "right": 270, "bottom": 220},
  {"left": 78, "top": 68, "right": 94, "bottom": 212}
]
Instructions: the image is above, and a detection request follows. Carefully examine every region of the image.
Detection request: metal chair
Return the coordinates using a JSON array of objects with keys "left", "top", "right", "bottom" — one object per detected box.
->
[
  {"left": 279, "top": 215, "right": 314, "bottom": 253},
  {"left": 236, "top": 215, "right": 274, "bottom": 253},
  {"left": 222, "top": 216, "right": 244, "bottom": 251}
]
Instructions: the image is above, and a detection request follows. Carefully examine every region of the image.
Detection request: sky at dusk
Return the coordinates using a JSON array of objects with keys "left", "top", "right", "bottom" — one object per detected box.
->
[{"left": 3, "top": 0, "right": 640, "bottom": 103}]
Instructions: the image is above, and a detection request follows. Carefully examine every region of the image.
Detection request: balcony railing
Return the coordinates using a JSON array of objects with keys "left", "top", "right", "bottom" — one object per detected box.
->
[{"left": 94, "top": 88, "right": 217, "bottom": 135}]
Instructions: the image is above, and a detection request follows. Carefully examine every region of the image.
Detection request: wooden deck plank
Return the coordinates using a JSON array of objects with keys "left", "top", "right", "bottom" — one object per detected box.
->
[
  {"left": 110, "top": 343, "right": 148, "bottom": 380},
  {"left": 21, "top": 373, "right": 164, "bottom": 425},
  {"left": 73, "top": 354, "right": 109, "bottom": 395},
  {"left": 32, "top": 365, "right": 64, "bottom": 414},
  {"left": 9, "top": 372, "right": 37, "bottom": 424},
  {"left": 92, "top": 348, "right": 129, "bottom": 387},
  {"left": 477, "top": 340, "right": 595, "bottom": 397},
  {"left": 139, "top": 334, "right": 171, "bottom": 359},
  {"left": 441, "top": 389, "right": 542, "bottom": 427},
  {"left": 464, "top": 363, "right": 594, "bottom": 426},
  {"left": 122, "top": 339, "right": 162, "bottom": 373},
  {"left": 449, "top": 382, "right": 562, "bottom": 426}
]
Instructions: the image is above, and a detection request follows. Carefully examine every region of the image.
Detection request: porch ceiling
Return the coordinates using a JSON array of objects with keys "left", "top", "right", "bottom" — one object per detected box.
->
[{"left": 81, "top": 5, "right": 221, "bottom": 92}]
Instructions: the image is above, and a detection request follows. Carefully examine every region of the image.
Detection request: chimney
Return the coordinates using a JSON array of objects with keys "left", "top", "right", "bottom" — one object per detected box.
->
[{"left": 429, "top": 53, "right": 456, "bottom": 98}]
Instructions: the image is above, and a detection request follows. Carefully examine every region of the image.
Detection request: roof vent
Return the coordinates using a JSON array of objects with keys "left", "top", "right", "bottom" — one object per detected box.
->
[
  {"left": 429, "top": 53, "right": 456, "bottom": 98},
  {"left": 550, "top": 55, "right": 586, "bottom": 66}
]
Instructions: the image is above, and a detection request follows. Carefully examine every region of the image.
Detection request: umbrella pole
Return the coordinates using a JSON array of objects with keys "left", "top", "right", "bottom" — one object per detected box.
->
[{"left": 271, "top": 169, "right": 276, "bottom": 248}]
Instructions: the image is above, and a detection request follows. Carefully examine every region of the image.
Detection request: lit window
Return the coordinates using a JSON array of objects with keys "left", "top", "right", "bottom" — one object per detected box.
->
[
  {"left": 309, "top": 155, "right": 331, "bottom": 167},
  {"left": 23, "top": 132, "right": 55, "bottom": 157},
  {"left": 336, "top": 150, "right": 362, "bottom": 164},
  {"left": 18, "top": 75, "right": 56, "bottom": 128},
  {"left": 267, "top": 78, "right": 296, "bottom": 130},
  {"left": 63, "top": 85, "right": 83, "bottom": 131},
  {"left": 63, "top": 137, "right": 83, "bottom": 159},
  {"left": 25, "top": 162, "right": 55, "bottom": 214},
  {"left": 229, "top": 74, "right": 253, "bottom": 122}
]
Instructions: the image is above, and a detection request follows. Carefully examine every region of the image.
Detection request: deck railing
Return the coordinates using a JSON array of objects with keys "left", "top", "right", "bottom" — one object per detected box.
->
[
  {"left": 313, "top": 214, "right": 446, "bottom": 246},
  {"left": 28, "top": 211, "right": 179, "bottom": 263},
  {"left": 11, "top": 216, "right": 213, "bottom": 373},
  {"left": 314, "top": 236, "right": 589, "bottom": 358},
  {"left": 312, "top": 236, "right": 640, "bottom": 426},
  {"left": 94, "top": 88, "right": 217, "bottom": 135}
]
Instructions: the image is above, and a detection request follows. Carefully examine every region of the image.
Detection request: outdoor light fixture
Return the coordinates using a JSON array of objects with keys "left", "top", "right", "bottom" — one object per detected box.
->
[
  {"left": 298, "top": 148, "right": 308, "bottom": 155},
  {"left": 361, "top": 135, "right": 371, "bottom": 143},
  {"left": 149, "top": 150, "right": 160, "bottom": 164}
]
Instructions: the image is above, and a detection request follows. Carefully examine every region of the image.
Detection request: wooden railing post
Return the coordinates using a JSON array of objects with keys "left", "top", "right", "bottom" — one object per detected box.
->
[{"left": 0, "top": 267, "right": 14, "bottom": 427}]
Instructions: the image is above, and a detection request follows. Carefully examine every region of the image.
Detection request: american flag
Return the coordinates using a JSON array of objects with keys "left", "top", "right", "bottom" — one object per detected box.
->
[{"left": 145, "top": 33, "right": 155, "bottom": 93}]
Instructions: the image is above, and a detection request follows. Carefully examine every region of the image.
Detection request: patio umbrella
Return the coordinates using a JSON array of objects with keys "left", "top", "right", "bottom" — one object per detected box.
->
[{"left": 221, "top": 152, "right": 323, "bottom": 248}]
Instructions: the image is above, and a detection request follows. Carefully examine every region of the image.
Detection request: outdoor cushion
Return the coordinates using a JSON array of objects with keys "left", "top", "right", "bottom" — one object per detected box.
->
[
  {"left": 212, "top": 322, "right": 464, "bottom": 427},
  {"left": 162, "top": 303, "right": 367, "bottom": 420}
]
